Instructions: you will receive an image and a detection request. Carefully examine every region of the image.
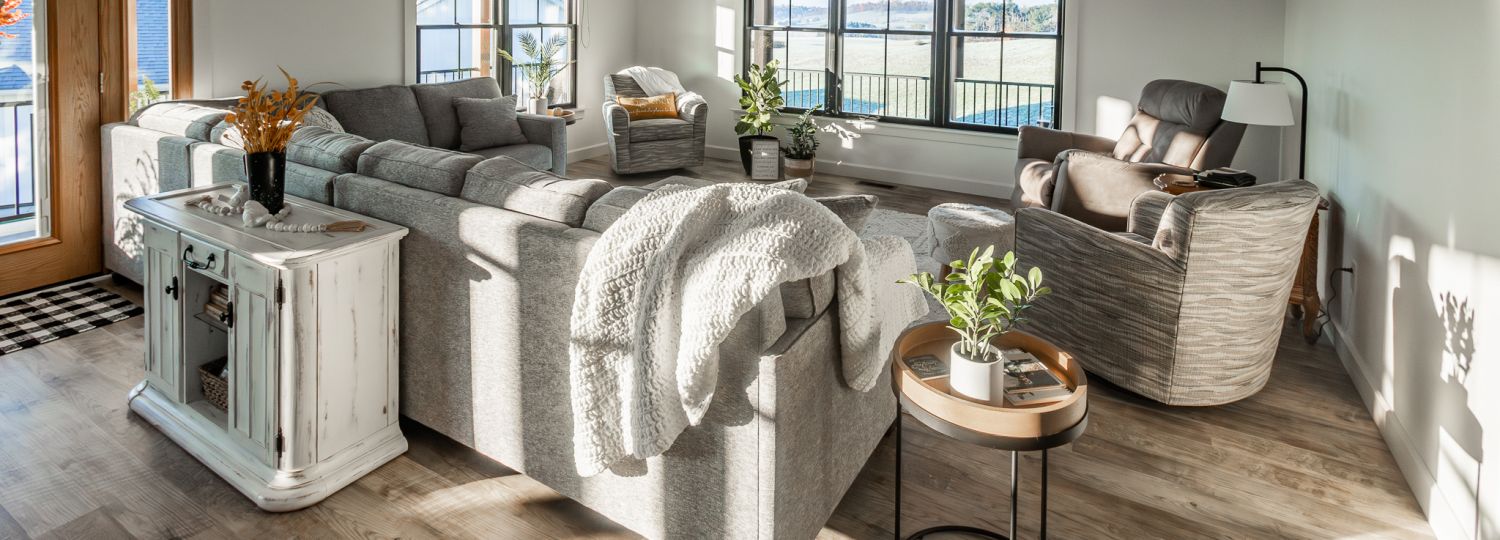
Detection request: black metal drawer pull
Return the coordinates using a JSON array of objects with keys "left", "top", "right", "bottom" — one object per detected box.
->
[{"left": 183, "top": 245, "right": 217, "bottom": 271}]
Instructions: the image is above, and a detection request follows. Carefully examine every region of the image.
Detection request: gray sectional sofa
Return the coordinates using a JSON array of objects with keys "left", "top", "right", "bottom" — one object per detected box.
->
[
  {"left": 101, "top": 79, "right": 898, "bottom": 539},
  {"left": 101, "top": 77, "right": 566, "bottom": 283}
]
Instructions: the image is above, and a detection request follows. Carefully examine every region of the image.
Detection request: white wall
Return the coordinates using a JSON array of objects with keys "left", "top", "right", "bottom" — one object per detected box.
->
[
  {"left": 190, "top": 0, "right": 637, "bottom": 161},
  {"left": 632, "top": 0, "right": 1286, "bottom": 198},
  {"left": 1283, "top": 1, "right": 1500, "bottom": 538}
]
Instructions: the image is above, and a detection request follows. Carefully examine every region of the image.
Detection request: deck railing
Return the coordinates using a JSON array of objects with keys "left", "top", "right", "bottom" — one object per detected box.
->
[
  {"left": 782, "top": 68, "right": 1053, "bottom": 128},
  {"left": 0, "top": 99, "right": 35, "bottom": 224}
]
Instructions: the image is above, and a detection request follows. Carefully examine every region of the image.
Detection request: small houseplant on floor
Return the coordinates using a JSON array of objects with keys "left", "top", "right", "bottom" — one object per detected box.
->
[
  {"left": 225, "top": 69, "right": 319, "bottom": 215},
  {"left": 782, "top": 106, "right": 821, "bottom": 179},
  {"left": 734, "top": 60, "right": 785, "bottom": 174},
  {"left": 500, "top": 33, "right": 574, "bottom": 114},
  {"left": 900, "top": 246, "right": 1051, "bottom": 403}
]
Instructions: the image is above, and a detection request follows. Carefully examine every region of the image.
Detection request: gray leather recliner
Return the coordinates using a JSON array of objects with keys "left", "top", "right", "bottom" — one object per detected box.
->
[{"left": 1012, "top": 79, "right": 1247, "bottom": 231}]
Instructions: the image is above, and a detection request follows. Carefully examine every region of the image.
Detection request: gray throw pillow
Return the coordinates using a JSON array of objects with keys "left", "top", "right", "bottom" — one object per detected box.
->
[
  {"left": 454, "top": 96, "right": 528, "bottom": 151},
  {"left": 813, "top": 194, "right": 879, "bottom": 232}
]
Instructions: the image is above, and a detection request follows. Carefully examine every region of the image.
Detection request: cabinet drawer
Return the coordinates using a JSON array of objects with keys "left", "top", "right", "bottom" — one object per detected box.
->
[{"left": 180, "top": 233, "right": 228, "bottom": 279}]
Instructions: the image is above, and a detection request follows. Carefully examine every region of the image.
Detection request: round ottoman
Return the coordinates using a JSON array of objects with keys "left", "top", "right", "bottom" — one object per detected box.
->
[{"left": 927, "top": 203, "right": 1016, "bottom": 265}]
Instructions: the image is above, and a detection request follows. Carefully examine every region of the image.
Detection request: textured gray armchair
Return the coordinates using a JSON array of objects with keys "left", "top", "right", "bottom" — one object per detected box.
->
[
  {"left": 1013, "top": 79, "right": 1247, "bottom": 231},
  {"left": 603, "top": 71, "right": 708, "bottom": 174},
  {"left": 1014, "top": 179, "right": 1321, "bottom": 406}
]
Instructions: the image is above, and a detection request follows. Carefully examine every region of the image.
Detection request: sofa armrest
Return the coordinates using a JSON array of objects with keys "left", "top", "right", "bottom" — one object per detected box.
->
[
  {"left": 516, "top": 113, "right": 568, "bottom": 175},
  {"left": 604, "top": 101, "right": 631, "bottom": 138},
  {"left": 1127, "top": 190, "right": 1176, "bottom": 238},
  {"left": 1017, "top": 125, "right": 1116, "bottom": 162},
  {"left": 677, "top": 92, "right": 708, "bottom": 124},
  {"left": 1016, "top": 207, "right": 1181, "bottom": 278},
  {"left": 1051, "top": 150, "right": 1196, "bottom": 231}
]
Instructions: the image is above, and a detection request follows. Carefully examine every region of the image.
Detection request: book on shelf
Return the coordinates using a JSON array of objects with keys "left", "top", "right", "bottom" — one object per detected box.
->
[{"left": 203, "top": 302, "right": 226, "bottom": 320}]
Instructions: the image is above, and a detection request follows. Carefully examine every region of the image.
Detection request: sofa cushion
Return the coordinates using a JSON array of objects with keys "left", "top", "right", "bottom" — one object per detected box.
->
[
  {"left": 209, "top": 120, "right": 244, "bottom": 149},
  {"left": 645, "top": 176, "right": 713, "bottom": 189},
  {"left": 469, "top": 144, "right": 554, "bottom": 171},
  {"left": 320, "top": 85, "right": 430, "bottom": 145},
  {"left": 462, "top": 156, "right": 611, "bottom": 227},
  {"left": 288, "top": 127, "right": 376, "bottom": 174},
  {"left": 357, "top": 140, "right": 482, "bottom": 196},
  {"left": 813, "top": 194, "right": 878, "bottom": 232},
  {"left": 455, "top": 96, "right": 528, "bottom": 151},
  {"left": 134, "top": 102, "right": 228, "bottom": 141},
  {"left": 581, "top": 186, "right": 653, "bottom": 233},
  {"left": 629, "top": 118, "right": 692, "bottom": 142},
  {"left": 412, "top": 77, "right": 504, "bottom": 149},
  {"left": 302, "top": 107, "right": 346, "bottom": 133}
]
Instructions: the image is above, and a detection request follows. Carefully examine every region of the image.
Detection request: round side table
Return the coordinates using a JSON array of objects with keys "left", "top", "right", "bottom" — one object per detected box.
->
[{"left": 891, "top": 322, "right": 1089, "bottom": 540}]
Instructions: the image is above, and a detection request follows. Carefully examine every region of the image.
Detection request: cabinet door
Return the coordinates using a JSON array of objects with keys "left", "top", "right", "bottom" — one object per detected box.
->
[
  {"left": 142, "top": 221, "right": 182, "bottom": 401},
  {"left": 226, "top": 253, "right": 280, "bottom": 465}
]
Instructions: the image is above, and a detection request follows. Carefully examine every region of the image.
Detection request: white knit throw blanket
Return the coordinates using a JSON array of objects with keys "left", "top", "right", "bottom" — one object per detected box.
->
[
  {"left": 569, "top": 184, "right": 927, "bottom": 476},
  {"left": 621, "top": 66, "right": 686, "bottom": 96}
]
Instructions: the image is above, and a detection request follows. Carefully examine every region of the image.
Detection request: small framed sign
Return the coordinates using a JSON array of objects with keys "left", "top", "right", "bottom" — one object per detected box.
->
[{"left": 750, "top": 139, "right": 781, "bottom": 180}]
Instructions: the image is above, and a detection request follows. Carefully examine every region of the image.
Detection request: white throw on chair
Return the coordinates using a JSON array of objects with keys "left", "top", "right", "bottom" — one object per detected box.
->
[{"left": 603, "top": 67, "right": 708, "bottom": 174}]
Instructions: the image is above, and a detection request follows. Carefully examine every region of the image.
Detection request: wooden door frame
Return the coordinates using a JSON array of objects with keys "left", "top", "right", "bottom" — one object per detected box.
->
[{"left": 0, "top": 0, "right": 105, "bottom": 295}]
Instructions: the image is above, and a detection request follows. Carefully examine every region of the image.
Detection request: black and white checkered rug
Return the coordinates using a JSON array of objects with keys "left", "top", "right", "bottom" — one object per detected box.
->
[{"left": 0, "top": 281, "right": 142, "bottom": 357}]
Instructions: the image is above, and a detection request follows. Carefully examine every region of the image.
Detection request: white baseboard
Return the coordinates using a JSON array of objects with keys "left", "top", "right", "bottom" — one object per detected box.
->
[
  {"left": 705, "top": 145, "right": 1009, "bottom": 198},
  {"left": 1327, "top": 320, "right": 1468, "bottom": 539},
  {"left": 568, "top": 143, "right": 609, "bottom": 164}
]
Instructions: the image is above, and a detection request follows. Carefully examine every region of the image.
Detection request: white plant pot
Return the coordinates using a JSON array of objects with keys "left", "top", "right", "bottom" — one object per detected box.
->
[
  {"left": 949, "top": 342, "right": 1006, "bottom": 404},
  {"left": 529, "top": 97, "right": 549, "bottom": 115}
]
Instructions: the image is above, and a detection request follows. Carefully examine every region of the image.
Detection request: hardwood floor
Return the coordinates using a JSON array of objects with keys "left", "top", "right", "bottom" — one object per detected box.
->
[{"left": 0, "top": 160, "right": 1431, "bottom": 539}]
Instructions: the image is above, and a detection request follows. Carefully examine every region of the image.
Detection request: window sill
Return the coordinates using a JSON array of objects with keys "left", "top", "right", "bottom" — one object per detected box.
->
[{"left": 734, "top": 109, "right": 1021, "bottom": 150}]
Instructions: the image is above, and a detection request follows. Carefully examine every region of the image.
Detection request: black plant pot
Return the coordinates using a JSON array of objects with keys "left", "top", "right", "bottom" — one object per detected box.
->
[
  {"left": 244, "top": 151, "right": 287, "bottom": 215},
  {"left": 739, "top": 134, "right": 778, "bottom": 174}
]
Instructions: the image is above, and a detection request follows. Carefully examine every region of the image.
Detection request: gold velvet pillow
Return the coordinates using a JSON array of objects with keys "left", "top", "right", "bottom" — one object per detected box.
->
[{"left": 617, "top": 92, "right": 679, "bottom": 121}]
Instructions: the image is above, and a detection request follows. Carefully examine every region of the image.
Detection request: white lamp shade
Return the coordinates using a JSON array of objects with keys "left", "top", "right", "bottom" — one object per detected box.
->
[{"left": 1223, "top": 80, "right": 1295, "bottom": 126}]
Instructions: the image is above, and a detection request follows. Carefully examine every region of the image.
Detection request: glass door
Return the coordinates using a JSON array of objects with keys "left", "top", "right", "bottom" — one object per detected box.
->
[{"left": 0, "top": 0, "right": 48, "bottom": 247}]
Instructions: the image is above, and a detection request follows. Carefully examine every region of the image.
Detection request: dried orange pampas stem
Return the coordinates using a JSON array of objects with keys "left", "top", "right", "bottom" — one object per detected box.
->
[
  {"left": 225, "top": 67, "right": 320, "bottom": 154},
  {"left": 0, "top": 0, "right": 27, "bottom": 39}
]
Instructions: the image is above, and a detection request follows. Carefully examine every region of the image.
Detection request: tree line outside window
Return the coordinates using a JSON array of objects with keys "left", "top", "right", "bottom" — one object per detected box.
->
[{"left": 747, "top": 0, "right": 1063, "bottom": 133}]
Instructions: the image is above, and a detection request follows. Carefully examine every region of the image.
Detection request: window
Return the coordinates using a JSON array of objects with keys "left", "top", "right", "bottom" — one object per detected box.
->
[
  {"left": 0, "top": 0, "right": 46, "bottom": 245},
  {"left": 129, "top": 0, "right": 170, "bottom": 112},
  {"left": 746, "top": 0, "right": 1063, "bottom": 133},
  {"left": 415, "top": 0, "right": 577, "bottom": 108}
]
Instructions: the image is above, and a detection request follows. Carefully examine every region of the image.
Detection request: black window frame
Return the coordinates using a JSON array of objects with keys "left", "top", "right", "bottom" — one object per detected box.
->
[
  {"left": 744, "top": 0, "right": 1065, "bottom": 135},
  {"left": 414, "top": 0, "right": 579, "bottom": 109}
]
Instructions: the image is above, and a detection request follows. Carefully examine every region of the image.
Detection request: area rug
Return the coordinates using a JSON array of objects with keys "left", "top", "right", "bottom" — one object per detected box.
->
[{"left": 0, "top": 281, "right": 142, "bottom": 356}]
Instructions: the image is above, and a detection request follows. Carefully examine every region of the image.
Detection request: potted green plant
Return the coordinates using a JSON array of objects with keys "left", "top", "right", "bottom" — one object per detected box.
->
[
  {"left": 782, "top": 106, "right": 821, "bottom": 179},
  {"left": 900, "top": 246, "right": 1052, "bottom": 403},
  {"left": 733, "top": 60, "right": 785, "bottom": 174},
  {"left": 500, "top": 33, "right": 574, "bottom": 114}
]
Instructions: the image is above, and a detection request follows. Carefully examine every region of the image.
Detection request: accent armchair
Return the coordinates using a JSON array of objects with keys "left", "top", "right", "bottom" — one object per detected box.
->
[
  {"left": 1013, "top": 79, "right": 1247, "bottom": 231},
  {"left": 603, "top": 70, "right": 708, "bottom": 174},
  {"left": 1014, "top": 179, "right": 1321, "bottom": 405}
]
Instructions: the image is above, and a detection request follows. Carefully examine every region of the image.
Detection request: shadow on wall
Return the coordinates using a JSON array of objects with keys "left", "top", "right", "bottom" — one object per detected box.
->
[{"left": 1325, "top": 191, "right": 1494, "bottom": 538}]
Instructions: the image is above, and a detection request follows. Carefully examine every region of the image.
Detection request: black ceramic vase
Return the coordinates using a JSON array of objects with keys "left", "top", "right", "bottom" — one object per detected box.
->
[{"left": 244, "top": 151, "right": 287, "bottom": 214}]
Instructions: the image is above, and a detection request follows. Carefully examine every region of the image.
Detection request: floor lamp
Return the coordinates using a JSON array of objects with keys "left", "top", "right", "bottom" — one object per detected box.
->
[{"left": 1222, "top": 62, "right": 1307, "bottom": 180}]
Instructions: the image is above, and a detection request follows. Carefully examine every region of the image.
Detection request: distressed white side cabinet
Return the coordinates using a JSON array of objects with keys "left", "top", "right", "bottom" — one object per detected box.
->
[{"left": 125, "top": 184, "right": 409, "bottom": 511}]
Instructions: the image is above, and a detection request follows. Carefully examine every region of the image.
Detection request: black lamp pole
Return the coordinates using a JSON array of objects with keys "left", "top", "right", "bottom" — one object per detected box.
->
[{"left": 1254, "top": 61, "right": 1309, "bottom": 180}]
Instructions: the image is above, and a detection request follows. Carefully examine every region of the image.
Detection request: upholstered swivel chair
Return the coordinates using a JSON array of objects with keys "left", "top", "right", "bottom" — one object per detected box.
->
[
  {"left": 1013, "top": 79, "right": 1247, "bottom": 231},
  {"left": 603, "top": 70, "right": 708, "bottom": 174},
  {"left": 1014, "top": 179, "right": 1321, "bottom": 406}
]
